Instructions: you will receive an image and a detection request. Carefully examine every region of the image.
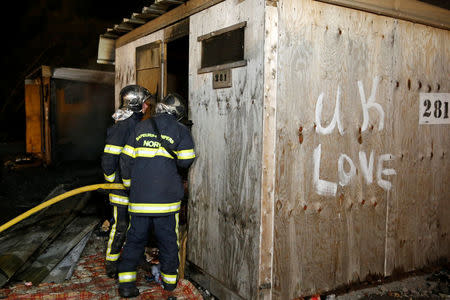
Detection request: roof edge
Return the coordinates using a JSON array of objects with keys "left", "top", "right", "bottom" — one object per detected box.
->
[{"left": 115, "top": 0, "right": 225, "bottom": 48}]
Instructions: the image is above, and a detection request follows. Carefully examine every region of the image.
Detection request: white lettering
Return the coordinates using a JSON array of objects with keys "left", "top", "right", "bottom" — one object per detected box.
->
[
  {"left": 143, "top": 140, "right": 161, "bottom": 148},
  {"left": 312, "top": 146, "right": 396, "bottom": 196},
  {"left": 338, "top": 154, "right": 356, "bottom": 186},
  {"left": 315, "top": 86, "right": 344, "bottom": 135},
  {"left": 377, "top": 154, "right": 396, "bottom": 191},
  {"left": 310, "top": 76, "right": 396, "bottom": 196},
  {"left": 313, "top": 144, "right": 338, "bottom": 197},
  {"left": 359, "top": 150, "right": 374, "bottom": 184},
  {"left": 358, "top": 76, "right": 384, "bottom": 132}
]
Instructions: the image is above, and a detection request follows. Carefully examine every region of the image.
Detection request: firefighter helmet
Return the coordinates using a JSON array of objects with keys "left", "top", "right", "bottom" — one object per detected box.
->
[
  {"left": 119, "top": 85, "right": 153, "bottom": 112},
  {"left": 157, "top": 93, "right": 186, "bottom": 120}
]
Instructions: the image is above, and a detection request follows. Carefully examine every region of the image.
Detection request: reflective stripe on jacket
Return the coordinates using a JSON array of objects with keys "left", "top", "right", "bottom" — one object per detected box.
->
[
  {"left": 101, "top": 112, "right": 142, "bottom": 206},
  {"left": 120, "top": 113, "right": 195, "bottom": 216}
]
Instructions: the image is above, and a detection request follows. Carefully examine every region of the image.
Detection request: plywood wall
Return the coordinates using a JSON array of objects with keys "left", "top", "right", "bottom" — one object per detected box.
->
[
  {"left": 274, "top": 0, "right": 449, "bottom": 298},
  {"left": 188, "top": 0, "right": 265, "bottom": 298}
]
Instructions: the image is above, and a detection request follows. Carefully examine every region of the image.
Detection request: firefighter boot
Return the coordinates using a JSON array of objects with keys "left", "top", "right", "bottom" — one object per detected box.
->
[
  {"left": 105, "top": 261, "right": 118, "bottom": 278},
  {"left": 118, "top": 286, "right": 140, "bottom": 298}
]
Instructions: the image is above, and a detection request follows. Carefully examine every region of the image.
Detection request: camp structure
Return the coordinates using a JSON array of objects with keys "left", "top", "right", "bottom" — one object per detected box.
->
[
  {"left": 24, "top": 66, "right": 115, "bottom": 165},
  {"left": 97, "top": 0, "right": 450, "bottom": 299}
]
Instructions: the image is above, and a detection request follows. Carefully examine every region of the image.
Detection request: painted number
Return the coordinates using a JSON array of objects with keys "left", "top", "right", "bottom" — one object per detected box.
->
[
  {"left": 215, "top": 73, "right": 227, "bottom": 82},
  {"left": 419, "top": 93, "right": 450, "bottom": 125},
  {"left": 422, "top": 99, "right": 431, "bottom": 117}
]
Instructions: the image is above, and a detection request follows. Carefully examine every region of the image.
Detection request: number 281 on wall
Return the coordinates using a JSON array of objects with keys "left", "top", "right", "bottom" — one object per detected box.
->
[{"left": 419, "top": 93, "right": 450, "bottom": 125}]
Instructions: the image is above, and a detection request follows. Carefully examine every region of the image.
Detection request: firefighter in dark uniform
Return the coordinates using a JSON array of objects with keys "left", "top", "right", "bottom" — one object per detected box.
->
[
  {"left": 117, "top": 93, "right": 196, "bottom": 298},
  {"left": 101, "top": 84, "right": 154, "bottom": 278}
]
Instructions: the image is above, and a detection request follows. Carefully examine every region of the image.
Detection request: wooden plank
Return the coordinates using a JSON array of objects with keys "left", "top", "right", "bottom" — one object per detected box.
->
[
  {"left": 156, "top": 0, "right": 186, "bottom": 5},
  {"left": 164, "top": 18, "right": 189, "bottom": 42},
  {"left": 42, "top": 76, "right": 51, "bottom": 165},
  {"left": 116, "top": 0, "right": 226, "bottom": 48},
  {"left": 197, "top": 60, "right": 247, "bottom": 74},
  {"left": 52, "top": 68, "right": 114, "bottom": 85},
  {"left": 0, "top": 186, "right": 88, "bottom": 287},
  {"left": 186, "top": 0, "right": 265, "bottom": 299},
  {"left": 43, "top": 231, "right": 92, "bottom": 283},
  {"left": 314, "top": 0, "right": 450, "bottom": 30},
  {"left": 136, "top": 42, "right": 161, "bottom": 70},
  {"left": 274, "top": 0, "right": 449, "bottom": 297},
  {"left": 114, "top": 23, "right": 134, "bottom": 33},
  {"left": 385, "top": 17, "right": 449, "bottom": 275},
  {"left": 197, "top": 21, "right": 247, "bottom": 41},
  {"left": 258, "top": 3, "right": 278, "bottom": 299},
  {"left": 123, "top": 17, "right": 146, "bottom": 26},
  {"left": 25, "top": 83, "right": 42, "bottom": 155},
  {"left": 161, "top": 42, "right": 167, "bottom": 97},
  {"left": 14, "top": 216, "right": 98, "bottom": 285},
  {"left": 142, "top": 6, "right": 167, "bottom": 15}
]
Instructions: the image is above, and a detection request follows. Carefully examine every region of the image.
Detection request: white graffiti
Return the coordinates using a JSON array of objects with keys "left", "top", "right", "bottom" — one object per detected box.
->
[
  {"left": 359, "top": 76, "right": 384, "bottom": 132},
  {"left": 313, "top": 76, "right": 396, "bottom": 197},
  {"left": 338, "top": 153, "right": 356, "bottom": 186},
  {"left": 313, "top": 145, "right": 397, "bottom": 196},
  {"left": 315, "top": 86, "right": 344, "bottom": 135},
  {"left": 377, "top": 154, "right": 397, "bottom": 190},
  {"left": 314, "top": 76, "right": 385, "bottom": 134},
  {"left": 359, "top": 150, "right": 374, "bottom": 184},
  {"left": 313, "top": 144, "right": 337, "bottom": 197}
]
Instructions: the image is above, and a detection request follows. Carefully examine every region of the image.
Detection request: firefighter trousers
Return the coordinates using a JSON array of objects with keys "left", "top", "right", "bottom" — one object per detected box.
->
[
  {"left": 106, "top": 205, "right": 129, "bottom": 263},
  {"left": 118, "top": 213, "right": 179, "bottom": 291}
]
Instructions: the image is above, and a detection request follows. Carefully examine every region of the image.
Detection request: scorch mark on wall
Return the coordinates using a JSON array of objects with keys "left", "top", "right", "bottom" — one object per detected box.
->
[{"left": 313, "top": 76, "right": 396, "bottom": 197}]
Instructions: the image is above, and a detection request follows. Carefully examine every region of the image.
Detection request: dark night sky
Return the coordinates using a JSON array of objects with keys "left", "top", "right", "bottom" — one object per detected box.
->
[
  {"left": 1, "top": 0, "right": 448, "bottom": 143},
  {"left": 0, "top": 0, "right": 146, "bottom": 142}
]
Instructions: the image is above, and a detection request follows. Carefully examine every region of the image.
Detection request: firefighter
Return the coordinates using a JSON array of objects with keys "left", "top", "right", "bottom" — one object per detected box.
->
[
  {"left": 101, "top": 84, "right": 155, "bottom": 278},
  {"left": 117, "top": 93, "right": 196, "bottom": 298}
]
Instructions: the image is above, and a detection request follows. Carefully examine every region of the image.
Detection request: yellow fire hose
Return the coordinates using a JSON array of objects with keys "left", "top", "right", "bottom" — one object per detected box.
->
[{"left": 0, "top": 183, "right": 125, "bottom": 233}]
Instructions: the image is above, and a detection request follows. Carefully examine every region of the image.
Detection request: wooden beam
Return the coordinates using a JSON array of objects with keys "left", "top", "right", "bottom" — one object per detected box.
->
[
  {"left": 156, "top": 0, "right": 186, "bottom": 5},
  {"left": 114, "top": 23, "right": 135, "bottom": 32},
  {"left": 123, "top": 17, "right": 146, "bottom": 26},
  {"left": 132, "top": 12, "right": 159, "bottom": 21},
  {"left": 52, "top": 68, "right": 115, "bottom": 85},
  {"left": 197, "top": 60, "right": 247, "bottom": 74},
  {"left": 314, "top": 0, "right": 450, "bottom": 30},
  {"left": 116, "top": 0, "right": 226, "bottom": 48},
  {"left": 197, "top": 21, "right": 246, "bottom": 41},
  {"left": 142, "top": 6, "right": 166, "bottom": 15},
  {"left": 259, "top": 4, "right": 278, "bottom": 299}
]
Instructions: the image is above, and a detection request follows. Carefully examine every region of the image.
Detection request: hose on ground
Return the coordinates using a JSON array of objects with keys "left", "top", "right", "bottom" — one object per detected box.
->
[{"left": 0, "top": 183, "right": 125, "bottom": 233}]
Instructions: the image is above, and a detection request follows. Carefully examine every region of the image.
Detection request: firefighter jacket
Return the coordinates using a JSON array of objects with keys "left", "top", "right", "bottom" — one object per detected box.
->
[
  {"left": 101, "top": 112, "right": 143, "bottom": 207},
  {"left": 120, "top": 113, "right": 196, "bottom": 216}
]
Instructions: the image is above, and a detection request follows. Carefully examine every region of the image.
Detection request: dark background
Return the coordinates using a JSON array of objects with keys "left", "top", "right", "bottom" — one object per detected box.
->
[
  {"left": 0, "top": 0, "right": 146, "bottom": 143},
  {"left": 0, "top": 0, "right": 448, "bottom": 144}
]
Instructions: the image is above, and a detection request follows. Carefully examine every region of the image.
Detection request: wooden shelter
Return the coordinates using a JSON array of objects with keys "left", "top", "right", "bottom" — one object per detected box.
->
[
  {"left": 98, "top": 0, "right": 449, "bottom": 298},
  {"left": 25, "top": 66, "right": 115, "bottom": 165}
]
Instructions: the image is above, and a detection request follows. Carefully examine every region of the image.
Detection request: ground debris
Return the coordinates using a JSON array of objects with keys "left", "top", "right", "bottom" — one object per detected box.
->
[{"left": 332, "top": 267, "right": 450, "bottom": 300}]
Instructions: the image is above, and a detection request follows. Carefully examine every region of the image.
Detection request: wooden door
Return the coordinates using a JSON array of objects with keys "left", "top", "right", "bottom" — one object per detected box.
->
[{"left": 136, "top": 41, "right": 164, "bottom": 119}]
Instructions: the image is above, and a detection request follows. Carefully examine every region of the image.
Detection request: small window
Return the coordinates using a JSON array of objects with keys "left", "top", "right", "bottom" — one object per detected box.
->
[{"left": 198, "top": 22, "right": 247, "bottom": 73}]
